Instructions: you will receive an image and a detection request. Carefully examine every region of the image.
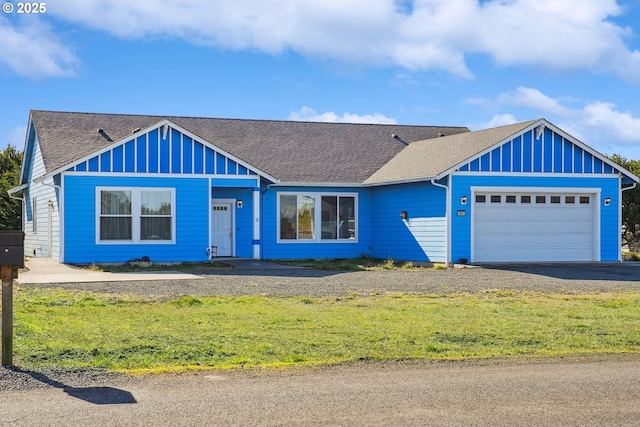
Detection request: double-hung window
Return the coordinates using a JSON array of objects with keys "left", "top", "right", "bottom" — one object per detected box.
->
[
  {"left": 97, "top": 187, "right": 175, "bottom": 243},
  {"left": 278, "top": 192, "right": 357, "bottom": 242}
]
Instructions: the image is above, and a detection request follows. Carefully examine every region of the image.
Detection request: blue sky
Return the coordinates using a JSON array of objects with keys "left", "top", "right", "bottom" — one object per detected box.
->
[{"left": 1, "top": 0, "right": 640, "bottom": 159}]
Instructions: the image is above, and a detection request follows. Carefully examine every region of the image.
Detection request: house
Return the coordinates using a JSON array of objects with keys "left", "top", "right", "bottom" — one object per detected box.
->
[{"left": 9, "top": 110, "right": 639, "bottom": 265}]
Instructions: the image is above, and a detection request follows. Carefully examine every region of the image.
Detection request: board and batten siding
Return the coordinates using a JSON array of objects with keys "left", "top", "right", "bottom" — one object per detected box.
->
[
  {"left": 63, "top": 175, "right": 210, "bottom": 263},
  {"left": 450, "top": 174, "right": 621, "bottom": 263},
  {"left": 457, "top": 127, "right": 617, "bottom": 176},
  {"left": 370, "top": 181, "right": 447, "bottom": 262},
  {"left": 67, "top": 126, "right": 259, "bottom": 178},
  {"left": 260, "top": 186, "right": 373, "bottom": 259}
]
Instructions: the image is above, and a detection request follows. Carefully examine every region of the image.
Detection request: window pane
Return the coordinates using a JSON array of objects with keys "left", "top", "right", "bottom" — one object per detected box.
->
[
  {"left": 280, "top": 195, "right": 297, "bottom": 240},
  {"left": 321, "top": 196, "right": 338, "bottom": 239},
  {"left": 566, "top": 196, "right": 575, "bottom": 204},
  {"left": 297, "top": 195, "right": 315, "bottom": 239},
  {"left": 475, "top": 195, "right": 486, "bottom": 203},
  {"left": 580, "top": 196, "right": 590, "bottom": 204},
  {"left": 521, "top": 195, "right": 531, "bottom": 203},
  {"left": 338, "top": 197, "right": 355, "bottom": 239},
  {"left": 536, "top": 196, "right": 546, "bottom": 204},
  {"left": 141, "top": 191, "right": 171, "bottom": 215},
  {"left": 100, "top": 217, "right": 132, "bottom": 240},
  {"left": 551, "top": 196, "right": 561, "bottom": 204},
  {"left": 491, "top": 195, "right": 501, "bottom": 203},
  {"left": 506, "top": 195, "right": 516, "bottom": 203},
  {"left": 101, "top": 191, "right": 131, "bottom": 215},
  {"left": 141, "top": 217, "right": 172, "bottom": 240}
]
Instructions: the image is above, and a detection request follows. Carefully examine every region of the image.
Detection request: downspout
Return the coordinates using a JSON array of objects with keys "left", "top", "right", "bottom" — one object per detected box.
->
[
  {"left": 430, "top": 178, "right": 450, "bottom": 266},
  {"left": 620, "top": 182, "right": 637, "bottom": 261},
  {"left": 7, "top": 192, "right": 24, "bottom": 232}
]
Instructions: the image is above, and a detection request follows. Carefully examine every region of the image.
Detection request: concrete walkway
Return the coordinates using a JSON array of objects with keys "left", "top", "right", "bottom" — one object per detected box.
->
[{"left": 15, "top": 258, "right": 201, "bottom": 285}]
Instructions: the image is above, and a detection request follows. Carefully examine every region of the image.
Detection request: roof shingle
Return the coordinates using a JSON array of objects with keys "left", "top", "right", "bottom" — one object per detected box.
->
[{"left": 31, "top": 110, "right": 470, "bottom": 183}]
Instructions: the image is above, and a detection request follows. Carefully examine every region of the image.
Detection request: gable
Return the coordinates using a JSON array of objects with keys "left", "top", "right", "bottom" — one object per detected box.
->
[
  {"left": 29, "top": 110, "right": 470, "bottom": 184},
  {"left": 58, "top": 121, "right": 273, "bottom": 181},
  {"left": 455, "top": 122, "right": 636, "bottom": 182}
]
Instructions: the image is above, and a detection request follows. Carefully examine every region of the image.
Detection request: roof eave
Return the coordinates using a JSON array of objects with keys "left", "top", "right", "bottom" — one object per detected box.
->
[{"left": 42, "top": 119, "right": 280, "bottom": 184}]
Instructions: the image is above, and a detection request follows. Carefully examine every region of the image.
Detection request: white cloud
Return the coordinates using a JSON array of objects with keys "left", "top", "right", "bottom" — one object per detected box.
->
[
  {"left": 467, "top": 114, "right": 518, "bottom": 131},
  {"left": 476, "top": 87, "right": 640, "bottom": 156},
  {"left": 0, "top": 17, "right": 78, "bottom": 79},
  {"left": 44, "top": 0, "right": 640, "bottom": 82},
  {"left": 288, "top": 106, "right": 397, "bottom": 124},
  {"left": 497, "top": 88, "right": 575, "bottom": 118}
]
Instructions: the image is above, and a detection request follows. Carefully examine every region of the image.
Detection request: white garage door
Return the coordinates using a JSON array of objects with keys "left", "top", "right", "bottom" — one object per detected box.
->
[{"left": 473, "top": 192, "right": 597, "bottom": 262}]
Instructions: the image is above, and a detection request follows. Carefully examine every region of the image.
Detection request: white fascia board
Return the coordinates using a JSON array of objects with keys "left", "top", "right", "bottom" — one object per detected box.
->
[
  {"left": 17, "top": 114, "right": 35, "bottom": 186},
  {"left": 42, "top": 119, "right": 279, "bottom": 183},
  {"left": 436, "top": 119, "right": 639, "bottom": 183},
  {"left": 362, "top": 176, "right": 437, "bottom": 187},
  {"left": 7, "top": 183, "right": 28, "bottom": 194},
  {"left": 269, "top": 181, "right": 362, "bottom": 188},
  {"left": 435, "top": 120, "right": 545, "bottom": 181}
]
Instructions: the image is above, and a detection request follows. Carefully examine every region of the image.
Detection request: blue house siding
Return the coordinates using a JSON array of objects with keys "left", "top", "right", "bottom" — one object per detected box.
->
[
  {"left": 460, "top": 127, "right": 620, "bottom": 177},
  {"left": 212, "top": 187, "right": 255, "bottom": 258},
  {"left": 450, "top": 174, "right": 621, "bottom": 263},
  {"left": 370, "top": 181, "right": 447, "bottom": 262},
  {"left": 63, "top": 175, "right": 210, "bottom": 263},
  {"left": 67, "top": 124, "right": 263, "bottom": 178},
  {"left": 261, "top": 186, "right": 373, "bottom": 259}
]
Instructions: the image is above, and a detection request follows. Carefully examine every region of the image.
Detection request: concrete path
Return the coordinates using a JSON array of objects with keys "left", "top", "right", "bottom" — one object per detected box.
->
[{"left": 15, "top": 258, "right": 201, "bottom": 285}]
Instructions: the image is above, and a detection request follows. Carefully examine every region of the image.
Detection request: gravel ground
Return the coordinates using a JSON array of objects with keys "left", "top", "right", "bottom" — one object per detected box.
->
[
  {"left": 18, "top": 263, "right": 640, "bottom": 297},
  {"left": 3, "top": 263, "right": 640, "bottom": 390}
]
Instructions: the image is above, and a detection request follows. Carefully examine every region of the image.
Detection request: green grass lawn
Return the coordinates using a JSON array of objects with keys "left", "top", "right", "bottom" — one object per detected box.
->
[{"left": 9, "top": 288, "right": 640, "bottom": 373}]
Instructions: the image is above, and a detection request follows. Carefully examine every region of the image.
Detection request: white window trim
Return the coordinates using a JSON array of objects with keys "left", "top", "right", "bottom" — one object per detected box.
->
[
  {"left": 276, "top": 191, "right": 358, "bottom": 243},
  {"left": 96, "top": 187, "right": 176, "bottom": 245}
]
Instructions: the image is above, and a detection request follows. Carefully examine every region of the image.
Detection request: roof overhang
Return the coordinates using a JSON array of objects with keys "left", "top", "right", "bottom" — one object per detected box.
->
[
  {"left": 7, "top": 183, "right": 27, "bottom": 195},
  {"left": 41, "top": 119, "right": 280, "bottom": 184}
]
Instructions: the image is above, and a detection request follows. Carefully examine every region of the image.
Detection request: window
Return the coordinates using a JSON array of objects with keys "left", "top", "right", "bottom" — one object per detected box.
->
[
  {"left": 140, "top": 190, "right": 173, "bottom": 240},
  {"left": 505, "top": 195, "right": 516, "bottom": 203},
  {"left": 491, "top": 195, "right": 501, "bottom": 203},
  {"left": 536, "top": 196, "right": 546, "bottom": 204},
  {"left": 550, "top": 196, "right": 561, "bottom": 204},
  {"left": 279, "top": 193, "right": 356, "bottom": 242},
  {"left": 566, "top": 196, "right": 575, "bottom": 204},
  {"left": 475, "top": 195, "right": 486, "bottom": 203},
  {"left": 100, "top": 190, "right": 132, "bottom": 240},
  {"left": 520, "top": 195, "right": 531, "bottom": 204},
  {"left": 580, "top": 196, "right": 590, "bottom": 204},
  {"left": 97, "top": 188, "right": 174, "bottom": 243}
]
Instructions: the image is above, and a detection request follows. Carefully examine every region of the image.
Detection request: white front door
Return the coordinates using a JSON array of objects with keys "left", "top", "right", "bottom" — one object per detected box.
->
[{"left": 211, "top": 202, "right": 233, "bottom": 257}]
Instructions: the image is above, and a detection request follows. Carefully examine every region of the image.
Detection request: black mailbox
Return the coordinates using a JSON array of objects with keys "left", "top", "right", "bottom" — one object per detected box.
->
[{"left": 0, "top": 231, "right": 25, "bottom": 268}]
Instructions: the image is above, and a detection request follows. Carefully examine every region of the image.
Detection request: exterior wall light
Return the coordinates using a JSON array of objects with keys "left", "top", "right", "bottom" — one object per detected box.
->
[
  {"left": 461, "top": 195, "right": 468, "bottom": 205},
  {"left": 604, "top": 197, "right": 611, "bottom": 206},
  {"left": 237, "top": 200, "right": 243, "bottom": 208},
  {"left": 400, "top": 210, "right": 408, "bottom": 220}
]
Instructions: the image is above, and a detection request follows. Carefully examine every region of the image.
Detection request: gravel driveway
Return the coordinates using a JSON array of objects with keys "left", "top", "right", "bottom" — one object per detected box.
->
[
  {"left": 21, "top": 263, "right": 640, "bottom": 297},
  {"left": 3, "top": 263, "right": 640, "bottom": 393}
]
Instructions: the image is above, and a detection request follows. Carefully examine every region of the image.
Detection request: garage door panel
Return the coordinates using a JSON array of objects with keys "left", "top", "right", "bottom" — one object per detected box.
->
[{"left": 473, "top": 192, "right": 596, "bottom": 262}]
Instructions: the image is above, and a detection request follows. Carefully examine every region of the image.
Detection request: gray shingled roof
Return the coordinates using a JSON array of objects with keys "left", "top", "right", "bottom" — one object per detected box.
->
[
  {"left": 364, "top": 120, "right": 540, "bottom": 184},
  {"left": 31, "top": 110, "right": 469, "bottom": 184}
]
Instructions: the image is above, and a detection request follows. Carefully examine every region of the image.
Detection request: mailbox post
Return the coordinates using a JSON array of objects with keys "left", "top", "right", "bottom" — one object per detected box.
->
[{"left": 1, "top": 230, "right": 24, "bottom": 366}]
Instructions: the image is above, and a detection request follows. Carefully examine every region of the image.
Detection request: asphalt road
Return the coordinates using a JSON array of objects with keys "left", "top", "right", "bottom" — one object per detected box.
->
[{"left": 2, "top": 356, "right": 640, "bottom": 427}]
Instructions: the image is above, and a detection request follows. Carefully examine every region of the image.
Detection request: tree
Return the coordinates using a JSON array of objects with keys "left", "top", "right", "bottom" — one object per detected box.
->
[
  {"left": 610, "top": 154, "right": 640, "bottom": 252},
  {"left": 0, "top": 145, "right": 23, "bottom": 230}
]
